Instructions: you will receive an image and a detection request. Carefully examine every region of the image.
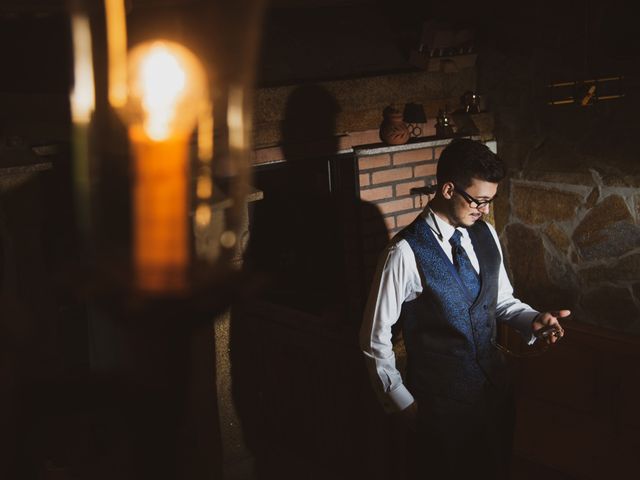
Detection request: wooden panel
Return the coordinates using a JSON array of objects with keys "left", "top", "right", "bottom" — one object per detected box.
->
[
  {"left": 617, "top": 360, "right": 640, "bottom": 429},
  {"left": 514, "top": 397, "right": 610, "bottom": 479},
  {"left": 518, "top": 341, "right": 598, "bottom": 413},
  {"left": 514, "top": 320, "right": 640, "bottom": 479},
  {"left": 231, "top": 301, "right": 400, "bottom": 480}
]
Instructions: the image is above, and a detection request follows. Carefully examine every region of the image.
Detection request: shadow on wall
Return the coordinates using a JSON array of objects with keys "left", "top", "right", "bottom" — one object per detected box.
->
[
  {"left": 244, "top": 84, "right": 388, "bottom": 319},
  {"left": 231, "top": 85, "right": 399, "bottom": 479},
  {"left": 244, "top": 84, "right": 344, "bottom": 315}
]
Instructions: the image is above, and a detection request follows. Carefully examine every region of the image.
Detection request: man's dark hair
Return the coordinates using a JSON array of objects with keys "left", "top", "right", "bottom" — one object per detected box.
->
[{"left": 436, "top": 139, "right": 506, "bottom": 188}]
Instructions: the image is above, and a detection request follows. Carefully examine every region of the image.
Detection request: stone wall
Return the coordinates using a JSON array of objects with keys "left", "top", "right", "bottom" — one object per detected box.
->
[
  {"left": 476, "top": 32, "right": 640, "bottom": 336},
  {"left": 484, "top": 72, "right": 640, "bottom": 335},
  {"left": 252, "top": 68, "right": 475, "bottom": 151},
  {"left": 503, "top": 173, "right": 640, "bottom": 334}
]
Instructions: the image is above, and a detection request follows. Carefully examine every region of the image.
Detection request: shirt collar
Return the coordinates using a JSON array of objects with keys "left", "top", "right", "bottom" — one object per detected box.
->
[{"left": 422, "top": 207, "right": 467, "bottom": 243}]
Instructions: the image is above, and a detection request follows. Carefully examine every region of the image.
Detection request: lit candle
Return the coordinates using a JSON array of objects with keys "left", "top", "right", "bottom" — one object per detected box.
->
[
  {"left": 69, "top": 13, "right": 95, "bottom": 241},
  {"left": 130, "top": 125, "right": 190, "bottom": 292},
  {"left": 122, "top": 41, "right": 207, "bottom": 293}
]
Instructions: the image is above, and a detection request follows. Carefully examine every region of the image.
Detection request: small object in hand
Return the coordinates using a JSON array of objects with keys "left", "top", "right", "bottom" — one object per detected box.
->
[{"left": 535, "top": 324, "right": 562, "bottom": 339}]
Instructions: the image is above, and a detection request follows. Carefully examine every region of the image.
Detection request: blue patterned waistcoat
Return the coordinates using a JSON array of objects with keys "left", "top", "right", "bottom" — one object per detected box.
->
[{"left": 399, "top": 218, "right": 508, "bottom": 403}]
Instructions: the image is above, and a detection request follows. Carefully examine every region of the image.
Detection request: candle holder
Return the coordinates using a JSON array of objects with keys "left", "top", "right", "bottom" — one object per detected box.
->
[
  {"left": 69, "top": 0, "right": 266, "bottom": 298},
  {"left": 66, "top": 1, "right": 267, "bottom": 478}
]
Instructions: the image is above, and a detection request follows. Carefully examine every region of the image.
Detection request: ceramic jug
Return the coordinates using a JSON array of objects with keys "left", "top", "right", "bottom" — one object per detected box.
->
[{"left": 379, "top": 105, "right": 410, "bottom": 145}]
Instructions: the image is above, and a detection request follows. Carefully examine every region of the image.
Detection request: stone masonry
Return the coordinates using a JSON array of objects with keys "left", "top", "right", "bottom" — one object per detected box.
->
[{"left": 504, "top": 174, "right": 640, "bottom": 334}]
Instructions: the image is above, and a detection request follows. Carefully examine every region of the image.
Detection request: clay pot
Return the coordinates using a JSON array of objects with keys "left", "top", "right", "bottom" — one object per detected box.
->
[{"left": 379, "top": 106, "right": 410, "bottom": 145}]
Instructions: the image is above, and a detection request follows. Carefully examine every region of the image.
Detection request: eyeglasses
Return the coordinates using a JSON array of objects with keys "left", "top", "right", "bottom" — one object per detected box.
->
[{"left": 453, "top": 184, "right": 496, "bottom": 209}]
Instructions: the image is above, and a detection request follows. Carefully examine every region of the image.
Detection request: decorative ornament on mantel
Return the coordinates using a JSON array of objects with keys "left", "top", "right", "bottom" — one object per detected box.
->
[
  {"left": 450, "top": 91, "right": 495, "bottom": 139},
  {"left": 461, "top": 91, "right": 481, "bottom": 113},
  {"left": 379, "top": 105, "right": 410, "bottom": 145},
  {"left": 403, "top": 102, "right": 427, "bottom": 138},
  {"left": 435, "top": 107, "right": 454, "bottom": 138}
]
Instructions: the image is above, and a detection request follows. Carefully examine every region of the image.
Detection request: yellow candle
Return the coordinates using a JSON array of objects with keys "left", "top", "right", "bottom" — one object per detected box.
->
[
  {"left": 118, "top": 41, "right": 208, "bottom": 294},
  {"left": 130, "top": 126, "right": 189, "bottom": 293}
]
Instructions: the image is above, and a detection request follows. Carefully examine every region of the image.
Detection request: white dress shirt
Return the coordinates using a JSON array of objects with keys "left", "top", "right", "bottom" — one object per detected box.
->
[{"left": 359, "top": 208, "right": 539, "bottom": 413}]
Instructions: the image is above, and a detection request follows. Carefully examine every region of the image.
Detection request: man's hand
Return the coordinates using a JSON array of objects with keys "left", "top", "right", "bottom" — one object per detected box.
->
[
  {"left": 532, "top": 310, "right": 570, "bottom": 344},
  {"left": 398, "top": 401, "right": 419, "bottom": 432}
]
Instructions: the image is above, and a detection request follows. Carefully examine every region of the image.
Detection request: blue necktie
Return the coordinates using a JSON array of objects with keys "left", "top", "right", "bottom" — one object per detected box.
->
[{"left": 449, "top": 230, "right": 481, "bottom": 299}]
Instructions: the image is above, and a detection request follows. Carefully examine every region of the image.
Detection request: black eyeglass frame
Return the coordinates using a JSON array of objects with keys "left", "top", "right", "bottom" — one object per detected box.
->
[{"left": 452, "top": 183, "right": 496, "bottom": 209}]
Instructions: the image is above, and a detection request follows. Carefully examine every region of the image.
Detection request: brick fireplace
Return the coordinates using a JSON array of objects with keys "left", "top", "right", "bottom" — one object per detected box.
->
[{"left": 354, "top": 138, "right": 496, "bottom": 287}]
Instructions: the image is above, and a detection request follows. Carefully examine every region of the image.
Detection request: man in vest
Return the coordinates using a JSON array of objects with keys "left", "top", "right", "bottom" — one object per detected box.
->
[{"left": 360, "top": 139, "right": 569, "bottom": 479}]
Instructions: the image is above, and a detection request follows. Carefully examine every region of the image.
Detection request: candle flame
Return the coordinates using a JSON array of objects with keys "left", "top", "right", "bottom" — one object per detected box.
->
[
  {"left": 140, "top": 44, "right": 187, "bottom": 141},
  {"left": 123, "top": 41, "right": 207, "bottom": 143}
]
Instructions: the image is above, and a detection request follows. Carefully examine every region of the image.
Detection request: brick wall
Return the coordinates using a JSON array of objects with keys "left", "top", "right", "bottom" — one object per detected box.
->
[
  {"left": 249, "top": 135, "right": 493, "bottom": 319},
  {"left": 355, "top": 138, "right": 451, "bottom": 285}
]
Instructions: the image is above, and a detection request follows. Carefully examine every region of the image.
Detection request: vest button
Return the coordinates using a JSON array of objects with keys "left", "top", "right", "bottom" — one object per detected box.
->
[{"left": 483, "top": 304, "right": 487, "bottom": 310}]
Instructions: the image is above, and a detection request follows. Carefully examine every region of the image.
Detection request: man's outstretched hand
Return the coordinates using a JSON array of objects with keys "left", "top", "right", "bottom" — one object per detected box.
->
[{"left": 532, "top": 310, "right": 571, "bottom": 344}]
